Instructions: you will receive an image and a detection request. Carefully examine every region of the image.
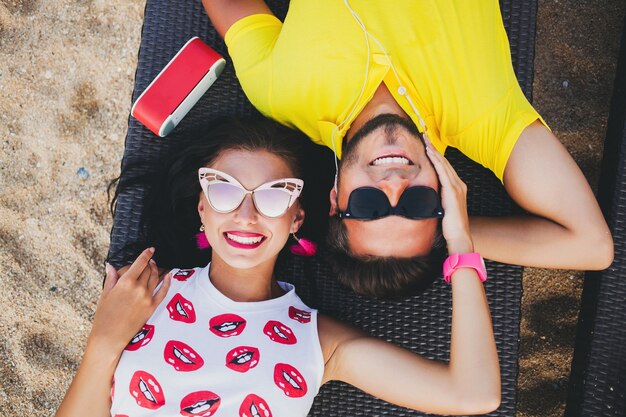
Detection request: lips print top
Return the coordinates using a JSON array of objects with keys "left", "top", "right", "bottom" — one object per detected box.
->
[{"left": 110, "top": 264, "right": 324, "bottom": 417}]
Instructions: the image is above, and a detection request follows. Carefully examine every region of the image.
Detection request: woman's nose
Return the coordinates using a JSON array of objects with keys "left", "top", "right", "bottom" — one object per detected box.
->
[{"left": 234, "top": 194, "right": 259, "bottom": 224}]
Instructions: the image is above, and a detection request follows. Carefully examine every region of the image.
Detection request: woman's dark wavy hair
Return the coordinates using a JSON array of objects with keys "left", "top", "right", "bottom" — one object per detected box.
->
[{"left": 107, "top": 116, "right": 307, "bottom": 270}]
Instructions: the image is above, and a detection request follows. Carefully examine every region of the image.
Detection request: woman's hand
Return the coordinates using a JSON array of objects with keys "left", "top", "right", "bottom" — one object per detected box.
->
[
  {"left": 87, "top": 248, "right": 171, "bottom": 356},
  {"left": 55, "top": 249, "right": 171, "bottom": 417},
  {"left": 425, "top": 142, "right": 473, "bottom": 254}
]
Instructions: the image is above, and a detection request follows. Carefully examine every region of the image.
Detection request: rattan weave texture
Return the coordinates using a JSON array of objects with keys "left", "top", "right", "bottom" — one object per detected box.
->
[{"left": 566, "top": 14, "right": 626, "bottom": 417}]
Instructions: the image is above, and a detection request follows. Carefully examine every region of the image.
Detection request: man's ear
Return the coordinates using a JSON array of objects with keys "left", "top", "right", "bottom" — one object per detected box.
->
[
  {"left": 291, "top": 207, "right": 306, "bottom": 233},
  {"left": 329, "top": 186, "right": 338, "bottom": 216}
]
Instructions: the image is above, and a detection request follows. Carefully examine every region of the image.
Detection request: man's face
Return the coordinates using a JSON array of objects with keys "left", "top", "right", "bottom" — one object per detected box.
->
[{"left": 329, "top": 115, "right": 440, "bottom": 257}]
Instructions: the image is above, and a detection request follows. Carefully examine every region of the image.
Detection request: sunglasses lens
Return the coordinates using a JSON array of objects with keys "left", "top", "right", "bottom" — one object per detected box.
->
[
  {"left": 398, "top": 187, "right": 440, "bottom": 218},
  {"left": 348, "top": 188, "right": 390, "bottom": 219},
  {"left": 253, "top": 189, "right": 293, "bottom": 217},
  {"left": 207, "top": 182, "right": 245, "bottom": 212}
]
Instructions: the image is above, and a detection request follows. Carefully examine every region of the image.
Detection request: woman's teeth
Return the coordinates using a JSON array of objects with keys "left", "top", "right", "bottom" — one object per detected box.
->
[
  {"left": 372, "top": 156, "right": 410, "bottom": 166},
  {"left": 226, "top": 233, "right": 263, "bottom": 245}
]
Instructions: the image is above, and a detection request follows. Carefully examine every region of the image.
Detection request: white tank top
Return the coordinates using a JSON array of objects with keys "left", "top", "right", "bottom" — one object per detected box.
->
[{"left": 110, "top": 264, "right": 324, "bottom": 417}]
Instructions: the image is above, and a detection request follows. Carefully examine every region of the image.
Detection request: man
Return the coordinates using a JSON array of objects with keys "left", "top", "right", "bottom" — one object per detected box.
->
[{"left": 202, "top": 0, "right": 613, "bottom": 297}]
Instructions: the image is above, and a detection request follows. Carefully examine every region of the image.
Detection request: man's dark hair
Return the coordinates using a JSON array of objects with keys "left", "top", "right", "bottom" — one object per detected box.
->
[{"left": 325, "top": 215, "right": 447, "bottom": 298}]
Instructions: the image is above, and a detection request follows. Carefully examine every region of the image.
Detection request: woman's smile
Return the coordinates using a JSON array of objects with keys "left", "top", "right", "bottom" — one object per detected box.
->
[{"left": 223, "top": 231, "right": 267, "bottom": 249}]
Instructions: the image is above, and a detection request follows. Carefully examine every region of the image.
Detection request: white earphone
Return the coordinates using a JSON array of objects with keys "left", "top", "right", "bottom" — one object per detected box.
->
[{"left": 332, "top": 0, "right": 430, "bottom": 190}]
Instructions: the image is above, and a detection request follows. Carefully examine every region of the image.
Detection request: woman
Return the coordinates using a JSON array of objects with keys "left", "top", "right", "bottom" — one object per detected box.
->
[{"left": 55, "top": 118, "right": 499, "bottom": 416}]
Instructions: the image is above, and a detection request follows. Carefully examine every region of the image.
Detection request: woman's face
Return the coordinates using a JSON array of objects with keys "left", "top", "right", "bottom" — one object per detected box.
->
[{"left": 198, "top": 149, "right": 304, "bottom": 270}]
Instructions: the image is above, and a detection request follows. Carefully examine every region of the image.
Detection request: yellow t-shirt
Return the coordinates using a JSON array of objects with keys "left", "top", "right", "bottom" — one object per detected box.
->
[{"left": 225, "top": 0, "right": 545, "bottom": 181}]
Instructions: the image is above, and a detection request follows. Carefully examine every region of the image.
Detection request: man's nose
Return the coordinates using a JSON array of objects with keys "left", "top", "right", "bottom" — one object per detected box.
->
[
  {"left": 234, "top": 194, "right": 259, "bottom": 224},
  {"left": 378, "top": 177, "right": 410, "bottom": 206}
]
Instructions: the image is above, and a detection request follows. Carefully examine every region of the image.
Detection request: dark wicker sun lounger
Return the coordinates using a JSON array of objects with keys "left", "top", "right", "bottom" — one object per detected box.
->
[
  {"left": 565, "top": 15, "right": 626, "bottom": 417},
  {"left": 107, "top": 1, "right": 538, "bottom": 415}
]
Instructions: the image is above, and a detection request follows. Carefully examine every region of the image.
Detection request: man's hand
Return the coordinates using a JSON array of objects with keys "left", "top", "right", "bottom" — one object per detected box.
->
[{"left": 425, "top": 143, "right": 474, "bottom": 254}]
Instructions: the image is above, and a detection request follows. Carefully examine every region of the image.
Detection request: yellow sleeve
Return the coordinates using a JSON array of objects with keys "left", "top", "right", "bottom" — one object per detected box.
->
[
  {"left": 224, "top": 14, "right": 283, "bottom": 116},
  {"left": 455, "top": 84, "right": 548, "bottom": 183},
  {"left": 444, "top": 2, "right": 549, "bottom": 182}
]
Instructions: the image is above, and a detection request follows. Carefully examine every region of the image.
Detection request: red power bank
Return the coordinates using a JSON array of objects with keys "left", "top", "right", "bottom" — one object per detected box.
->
[{"left": 131, "top": 37, "right": 226, "bottom": 137}]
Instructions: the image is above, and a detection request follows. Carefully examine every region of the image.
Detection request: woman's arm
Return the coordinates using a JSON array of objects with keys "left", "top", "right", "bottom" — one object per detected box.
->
[
  {"left": 55, "top": 248, "right": 171, "bottom": 417},
  {"left": 470, "top": 121, "right": 613, "bottom": 270},
  {"left": 320, "top": 145, "right": 500, "bottom": 415},
  {"left": 201, "top": 0, "right": 273, "bottom": 38}
]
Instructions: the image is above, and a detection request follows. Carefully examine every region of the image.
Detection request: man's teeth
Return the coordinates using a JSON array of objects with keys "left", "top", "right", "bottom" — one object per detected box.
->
[
  {"left": 372, "top": 156, "right": 410, "bottom": 166},
  {"left": 226, "top": 233, "right": 263, "bottom": 245}
]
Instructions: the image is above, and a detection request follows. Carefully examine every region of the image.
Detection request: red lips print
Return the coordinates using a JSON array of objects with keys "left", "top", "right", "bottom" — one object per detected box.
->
[
  {"left": 288, "top": 306, "right": 311, "bottom": 324},
  {"left": 129, "top": 370, "right": 165, "bottom": 410},
  {"left": 167, "top": 293, "right": 196, "bottom": 323},
  {"left": 274, "top": 363, "right": 308, "bottom": 398},
  {"left": 209, "top": 313, "right": 247, "bottom": 338},
  {"left": 239, "top": 393, "right": 273, "bottom": 417},
  {"left": 164, "top": 340, "right": 205, "bottom": 372},
  {"left": 263, "top": 320, "right": 297, "bottom": 345},
  {"left": 125, "top": 324, "right": 155, "bottom": 351},
  {"left": 179, "top": 390, "right": 221, "bottom": 416},
  {"left": 173, "top": 269, "right": 196, "bottom": 281},
  {"left": 225, "top": 346, "right": 260, "bottom": 373}
]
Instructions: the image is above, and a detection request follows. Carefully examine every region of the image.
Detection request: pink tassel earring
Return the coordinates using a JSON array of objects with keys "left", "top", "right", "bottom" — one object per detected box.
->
[
  {"left": 196, "top": 224, "right": 210, "bottom": 250},
  {"left": 289, "top": 233, "right": 317, "bottom": 257}
]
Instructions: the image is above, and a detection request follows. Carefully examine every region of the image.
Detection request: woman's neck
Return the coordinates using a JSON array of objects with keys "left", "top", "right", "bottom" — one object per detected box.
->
[{"left": 207, "top": 256, "right": 284, "bottom": 302}]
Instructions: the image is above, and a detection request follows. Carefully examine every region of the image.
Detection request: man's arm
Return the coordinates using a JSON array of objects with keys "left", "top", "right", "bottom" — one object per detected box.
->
[
  {"left": 319, "top": 141, "right": 499, "bottom": 415},
  {"left": 201, "top": 0, "right": 273, "bottom": 38},
  {"left": 470, "top": 121, "right": 613, "bottom": 270}
]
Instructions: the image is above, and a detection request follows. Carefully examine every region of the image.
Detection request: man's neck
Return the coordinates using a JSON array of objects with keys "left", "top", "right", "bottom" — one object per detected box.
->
[{"left": 346, "top": 82, "right": 411, "bottom": 143}]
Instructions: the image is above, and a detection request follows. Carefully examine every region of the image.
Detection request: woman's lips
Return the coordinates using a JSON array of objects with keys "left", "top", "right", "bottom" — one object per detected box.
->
[{"left": 223, "top": 231, "right": 266, "bottom": 249}]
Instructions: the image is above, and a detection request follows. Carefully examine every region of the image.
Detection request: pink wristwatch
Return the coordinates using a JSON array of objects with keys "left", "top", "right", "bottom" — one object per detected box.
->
[{"left": 443, "top": 253, "right": 487, "bottom": 283}]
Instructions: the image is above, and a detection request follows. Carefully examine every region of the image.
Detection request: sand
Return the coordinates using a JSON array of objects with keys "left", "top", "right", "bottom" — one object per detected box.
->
[
  {"left": 0, "top": 0, "right": 623, "bottom": 416},
  {"left": 0, "top": 0, "right": 143, "bottom": 414}
]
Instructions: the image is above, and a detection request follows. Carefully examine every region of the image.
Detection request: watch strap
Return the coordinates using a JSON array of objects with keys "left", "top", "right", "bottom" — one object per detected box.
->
[{"left": 443, "top": 253, "right": 487, "bottom": 283}]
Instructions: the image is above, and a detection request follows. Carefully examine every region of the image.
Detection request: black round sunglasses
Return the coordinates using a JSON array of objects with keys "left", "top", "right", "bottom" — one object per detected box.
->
[{"left": 337, "top": 186, "right": 444, "bottom": 220}]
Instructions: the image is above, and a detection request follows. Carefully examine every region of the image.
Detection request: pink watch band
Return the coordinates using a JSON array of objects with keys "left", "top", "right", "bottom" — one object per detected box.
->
[{"left": 443, "top": 253, "right": 487, "bottom": 283}]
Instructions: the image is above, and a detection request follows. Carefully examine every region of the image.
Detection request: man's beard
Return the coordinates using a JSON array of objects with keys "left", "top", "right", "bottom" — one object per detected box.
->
[{"left": 340, "top": 113, "right": 425, "bottom": 169}]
